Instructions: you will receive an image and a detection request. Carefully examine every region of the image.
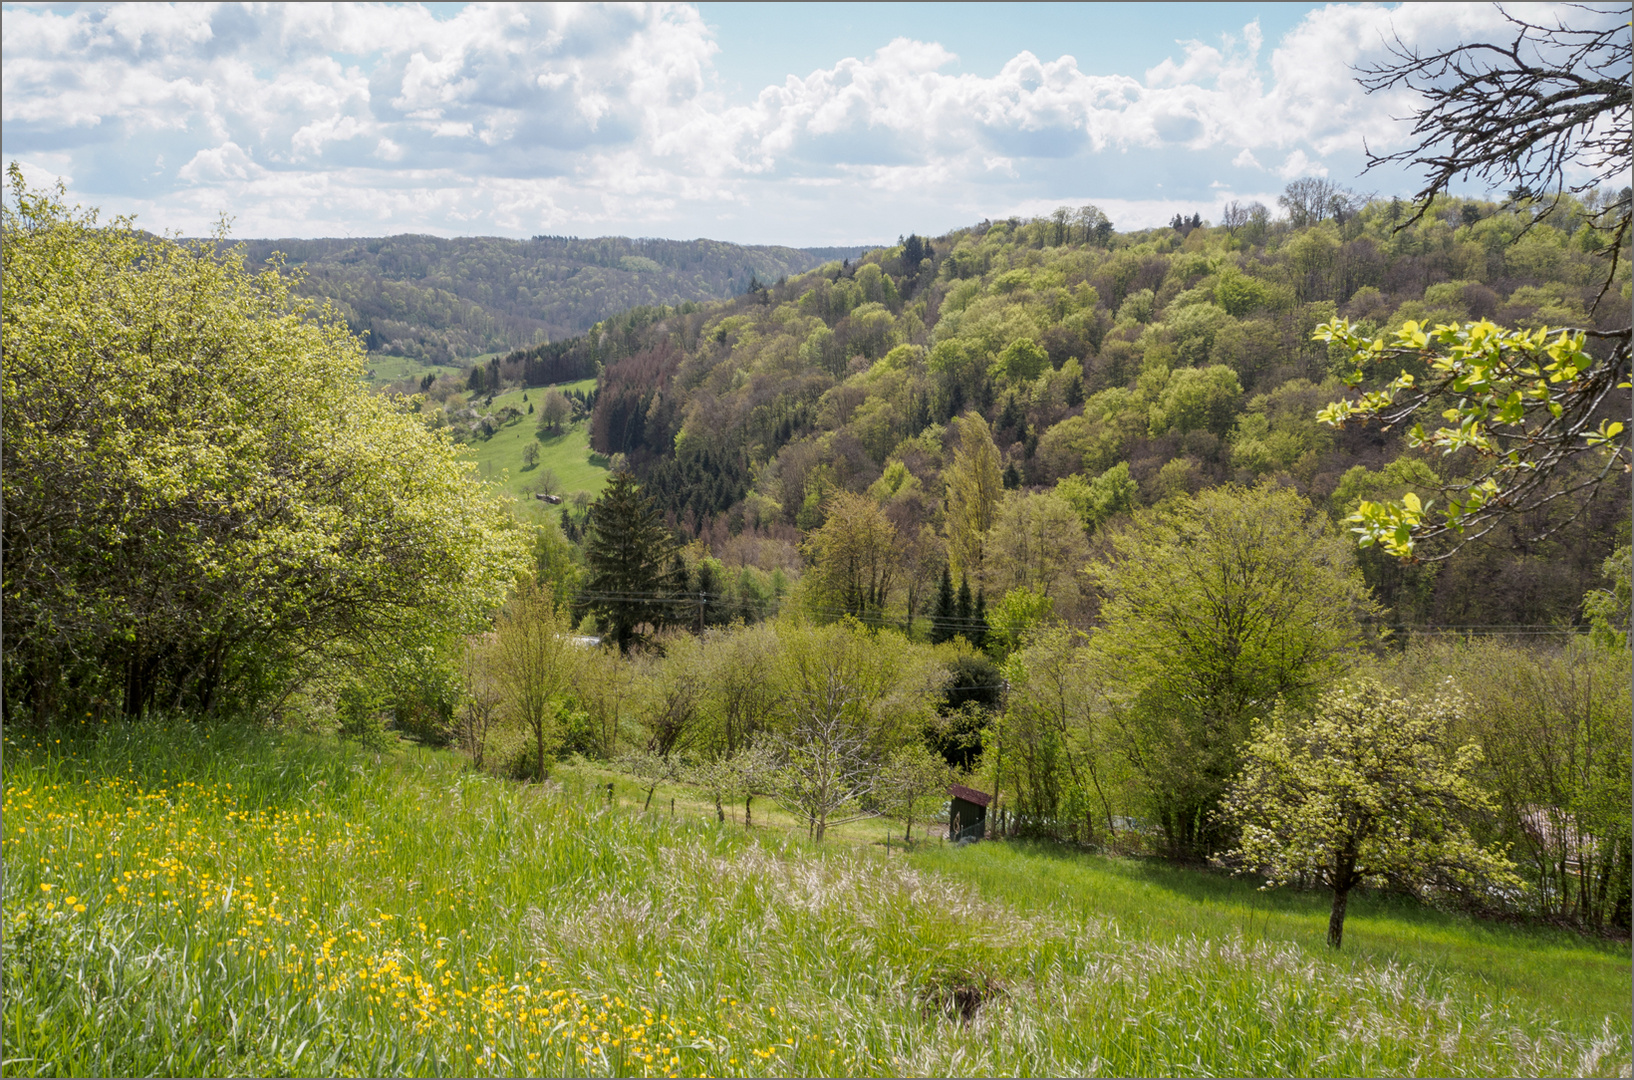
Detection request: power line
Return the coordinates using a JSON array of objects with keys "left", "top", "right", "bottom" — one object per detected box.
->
[{"left": 559, "top": 588, "right": 1594, "bottom": 635}]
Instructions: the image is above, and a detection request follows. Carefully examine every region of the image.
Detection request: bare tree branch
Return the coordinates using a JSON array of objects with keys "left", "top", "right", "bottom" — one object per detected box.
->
[{"left": 1357, "top": 4, "right": 1631, "bottom": 302}]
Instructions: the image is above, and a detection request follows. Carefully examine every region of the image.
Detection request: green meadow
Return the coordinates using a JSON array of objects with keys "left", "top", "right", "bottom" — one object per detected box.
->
[
  {"left": 5, "top": 721, "right": 1626, "bottom": 1079},
  {"left": 359, "top": 360, "right": 608, "bottom": 505},
  {"left": 363, "top": 354, "right": 452, "bottom": 388},
  {"left": 457, "top": 380, "right": 609, "bottom": 504}
]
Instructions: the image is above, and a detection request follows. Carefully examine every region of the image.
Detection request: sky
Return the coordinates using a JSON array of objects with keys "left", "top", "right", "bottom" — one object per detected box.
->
[{"left": 0, "top": 2, "right": 1611, "bottom": 244}]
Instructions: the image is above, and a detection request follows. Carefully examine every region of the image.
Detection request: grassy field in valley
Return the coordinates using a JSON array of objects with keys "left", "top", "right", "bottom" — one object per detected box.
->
[
  {"left": 4, "top": 721, "right": 1628, "bottom": 1078},
  {"left": 459, "top": 381, "right": 608, "bottom": 504},
  {"left": 364, "top": 354, "right": 453, "bottom": 388},
  {"left": 357, "top": 362, "right": 608, "bottom": 506}
]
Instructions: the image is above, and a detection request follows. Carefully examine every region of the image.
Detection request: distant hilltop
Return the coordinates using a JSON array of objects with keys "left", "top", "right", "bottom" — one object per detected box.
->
[{"left": 233, "top": 233, "right": 884, "bottom": 364}]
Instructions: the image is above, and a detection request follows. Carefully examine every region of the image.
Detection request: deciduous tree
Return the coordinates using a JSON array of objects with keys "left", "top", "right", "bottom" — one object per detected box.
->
[
  {"left": 944, "top": 413, "right": 1004, "bottom": 580},
  {"left": 696, "top": 621, "right": 782, "bottom": 756},
  {"left": 1357, "top": 4, "right": 1629, "bottom": 286},
  {"left": 1317, "top": 319, "right": 1629, "bottom": 559},
  {"left": 1087, "top": 484, "right": 1375, "bottom": 856},
  {"left": 984, "top": 490, "right": 1090, "bottom": 609},
  {"left": 1222, "top": 677, "right": 1520, "bottom": 948},
  {"left": 879, "top": 743, "right": 949, "bottom": 845},
  {"left": 803, "top": 490, "right": 900, "bottom": 622},
  {"left": 490, "top": 580, "right": 581, "bottom": 780},
  {"left": 0, "top": 173, "right": 525, "bottom": 720},
  {"left": 456, "top": 636, "right": 504, "bottom": 770},
  {"left": 1318, "top": 5, "right": 1633, "bottom": 559},
  {"left": 538, "top": 389, "right": 572, "bottom": 435},
  {"left": 768, "top": 620, "right": 942, "bottom": 841},
  {"left": 999, "top": 624, "right": 1118, "bottom": 842}
]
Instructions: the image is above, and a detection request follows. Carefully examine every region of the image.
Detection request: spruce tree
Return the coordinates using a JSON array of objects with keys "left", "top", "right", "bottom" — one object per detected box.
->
[
  {"left": 582, "top": 471, "right": 679, "bottom": 651},
  {"left": 930, "top": 564, "right": 957, "bottom": 644},
  {"left": 1065, "top": 372, "right": 1084, "bottom": 407},
  {"left": 902, "top": 233, "right": 924, "bottom": 266},
  {"left": 956, "top": 574, "right": 974, "bottom": 634},
  {"left": 972, "top": 588, "right": 990, "bottom": 651},
  {"left": 998, "top": 393, "right": 1022, "bottom": 434}
]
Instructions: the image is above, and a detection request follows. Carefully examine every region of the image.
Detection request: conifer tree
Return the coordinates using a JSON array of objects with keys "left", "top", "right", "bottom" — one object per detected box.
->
[
  {"left": 930, "top": 565, "right": 957, "bottom": 644},
  {"left": 582, "top": 472, "right": 680, "bottom": 651}
]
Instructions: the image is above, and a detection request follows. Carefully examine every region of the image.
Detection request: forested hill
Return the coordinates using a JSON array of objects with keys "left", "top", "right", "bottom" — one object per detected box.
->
[
  {"left": 559, "top": 196, "right": 1630, "bottom": 630},
  {"left": 236, "top": 234, "right": 873, "bottom": 363}
]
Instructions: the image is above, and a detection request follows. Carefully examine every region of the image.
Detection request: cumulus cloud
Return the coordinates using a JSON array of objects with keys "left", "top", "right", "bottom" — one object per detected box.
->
[
  {"left": 177, "top": 140, "right": 257, "bottom": 183},
  {"left": 1276, "top": 149, "right": 1327, "bottom": 180},
  {"left": 0, "top": 2, "right": 1601, "bottom": 241}
]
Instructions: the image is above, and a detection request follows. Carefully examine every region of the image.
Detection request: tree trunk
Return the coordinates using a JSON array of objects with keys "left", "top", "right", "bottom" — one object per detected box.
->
[
  {"left": 1326, "top": 888, "right": 1352, "bottom": 947},
  {"left": 1327, "top": 885, "right": 1350, "bottom": 949},
  {"left": 714, "top": 791, "right": 724, "bottom": 823},
  {"left": 536, "top": 723, "right": 547, "bottom": 782},
  {"left": 744, "top": 795, "right": 752, "bottom": 830}
]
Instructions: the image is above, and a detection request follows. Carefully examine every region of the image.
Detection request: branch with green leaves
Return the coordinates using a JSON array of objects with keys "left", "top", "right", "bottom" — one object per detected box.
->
[{"left": 1315, "top": 317, "right": 1631, "bottom": 560}]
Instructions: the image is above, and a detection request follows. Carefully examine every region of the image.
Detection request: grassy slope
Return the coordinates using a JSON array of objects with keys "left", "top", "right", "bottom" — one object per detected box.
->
[
  {"left": 457, "top": 380, "right": 608, "bottom": 504},
  {"left": 6, "top": 723, "right": 1627, "bottom": 1079},
  {"left": 364, "top": 355, "right": 452, "bottom": 388},
  {"left": 562, "top": 760, "right": 1630, "bottom": 1024},
  {"left": 908, "top": 840, "right": 1629, "bottom": 1025}
]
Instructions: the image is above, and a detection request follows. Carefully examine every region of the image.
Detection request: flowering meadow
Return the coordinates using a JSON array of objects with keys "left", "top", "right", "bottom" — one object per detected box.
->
[{"left": 4, "top": 719, "right": 1628, "bottom": 1077}]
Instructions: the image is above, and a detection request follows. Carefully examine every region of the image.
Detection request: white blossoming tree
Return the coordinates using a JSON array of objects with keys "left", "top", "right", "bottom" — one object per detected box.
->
[{"left": 1222, "top": 677, "right": 1519, "bottom": 949}]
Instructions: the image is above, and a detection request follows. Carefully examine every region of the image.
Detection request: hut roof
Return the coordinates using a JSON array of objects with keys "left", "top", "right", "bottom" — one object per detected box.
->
[{"left": 948, "top": 783, "right": 992, "bottom": 808}]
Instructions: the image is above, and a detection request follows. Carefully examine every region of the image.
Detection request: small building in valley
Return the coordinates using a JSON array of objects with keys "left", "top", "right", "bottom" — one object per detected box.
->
[{"left": 948, "top": 783, "right": 991, "bottom": 842}]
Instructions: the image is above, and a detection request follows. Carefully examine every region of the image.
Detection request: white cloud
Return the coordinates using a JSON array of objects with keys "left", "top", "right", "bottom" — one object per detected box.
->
[
  {"left": 1277, "top": 149, "right": 1327, "bottom": 180},
  {"left": 1009, "top": 191, "right": 1285, "bottom": 231},
  {"left": 178, "top": 142, "right": 258, "bottom": 183},
  {"left": 1, "top": 2, "right": 1609, "bottom": 242},
  {"left": 12, "top": 154, "right": 73, "bottom": 191}
]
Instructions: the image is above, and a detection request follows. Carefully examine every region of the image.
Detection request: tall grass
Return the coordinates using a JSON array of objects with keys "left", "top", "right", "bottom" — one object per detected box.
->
[
  {"left": 4, "top": 720, "right": 1628, "bottom": 1077},
  {"left": 909, "top": 840, "right": 1631, "bottom": 1025}
]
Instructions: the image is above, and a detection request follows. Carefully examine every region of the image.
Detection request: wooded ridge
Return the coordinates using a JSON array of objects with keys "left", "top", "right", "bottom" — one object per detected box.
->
[{"left": 236, "top": 233, "right": 874, "bottom": 364}]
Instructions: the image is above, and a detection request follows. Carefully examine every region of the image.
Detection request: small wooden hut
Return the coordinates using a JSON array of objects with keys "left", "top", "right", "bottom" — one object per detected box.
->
[{"left": 947, "top": 783, "right": 991, "bottom": 842}]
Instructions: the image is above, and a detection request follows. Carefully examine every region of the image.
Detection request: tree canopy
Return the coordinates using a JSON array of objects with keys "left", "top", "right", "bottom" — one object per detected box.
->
[
  {"left": 1323, "top": 4, "right": 1632, "bottom": 559},
  {"left": 1358, "top": 4, "right": 1630, "bottom": 276},
  {"left": 1317, "top": 317, "right": 1629, "bottom": 558},
  {"left": 1223, "top": 677, "right": 1519, "bottom": 948},
  {"left": 1086, "top": 483, "right": 1375, "bottom": 855},
  {"left": 1, "top": 173, "right": 526, "bottom": 719}
]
